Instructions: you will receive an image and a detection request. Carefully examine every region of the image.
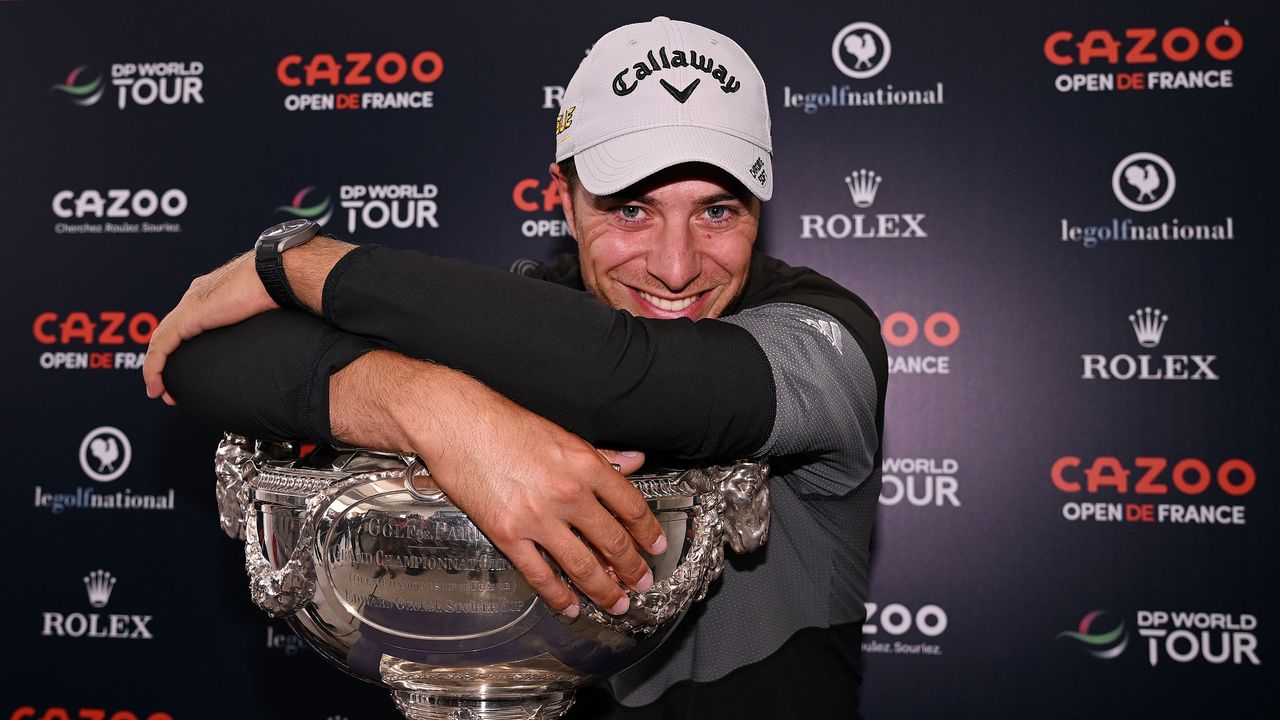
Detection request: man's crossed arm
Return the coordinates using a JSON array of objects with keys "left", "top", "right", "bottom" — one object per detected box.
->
[{"left": 143, "top": 237, "right": 778, "bottom": 617}]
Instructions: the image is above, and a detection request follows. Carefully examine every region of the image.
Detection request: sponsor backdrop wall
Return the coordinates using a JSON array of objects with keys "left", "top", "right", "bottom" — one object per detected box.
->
[{"left": 4, "top": 1, "right": 1275, "bottom": 718}]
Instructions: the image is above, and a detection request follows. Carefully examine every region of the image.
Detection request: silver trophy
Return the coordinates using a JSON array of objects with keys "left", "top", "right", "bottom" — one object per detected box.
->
[{"left": 214, "top": 433, "right": 770, "bottom": 719}]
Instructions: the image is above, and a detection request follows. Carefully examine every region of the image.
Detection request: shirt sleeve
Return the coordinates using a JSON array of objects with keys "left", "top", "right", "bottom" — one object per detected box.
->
[
  {"left": 163, "top": 309, "right": 378, "bottom": 444},
  {"left": 316, "top": 245, "right": 776, "bottom": 460},
  {"left": 165, "top": 246, "right": 779, "bottom": 459},
  {"left": 718, "top": 303, "right": 881, "bottom": 496}
]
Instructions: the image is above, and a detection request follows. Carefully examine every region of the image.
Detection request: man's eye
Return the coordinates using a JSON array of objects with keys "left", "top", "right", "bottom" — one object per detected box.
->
[
  {"left": 618, "top": 206, "right": 643, "bottom": 220},
  {"left": 705, "top": 206, "right": 735, "bottom": 221}
]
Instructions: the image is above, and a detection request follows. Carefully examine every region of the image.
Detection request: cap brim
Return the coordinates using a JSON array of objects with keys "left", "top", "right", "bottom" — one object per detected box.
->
[{"left": 573, "top": 126, "right": 773, "bottom": 201}]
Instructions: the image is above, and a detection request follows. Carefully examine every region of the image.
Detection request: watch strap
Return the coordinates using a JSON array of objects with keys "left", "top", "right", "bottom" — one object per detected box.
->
[{"left": 255, "top": 243, "right": 304, "bottom": 311}]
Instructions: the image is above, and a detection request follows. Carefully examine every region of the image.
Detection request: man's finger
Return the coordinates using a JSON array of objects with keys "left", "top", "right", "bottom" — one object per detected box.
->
[
  {"left": 503, "top": 541, "right": 580, "bottom": 617},
  {"left": 545, "top": 528, "right": 630, "bottom": 615},
  {"left": 142, "top": 319, "right": 177, "bottom": 398},
  {"left": 572, "top": 499, "right": 654, "bottom": 592},
  {"left": 594, "top": 473, "right": 667, "bottom": 556},
  {"left": 597, "top": 448, "right": 645, "bottom": 475}
]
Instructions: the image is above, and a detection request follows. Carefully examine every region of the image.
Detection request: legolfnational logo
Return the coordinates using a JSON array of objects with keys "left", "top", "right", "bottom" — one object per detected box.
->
[
  {"left": 1059, "top": 609, "right": 1260, "bottom": 668},
  {"left": 33, "top": 310, "right": 156, "bottom": 371},
  {"left": 52, "top": 62, "right": 204, "bottom": 109},
  {"left": 31, "top": 426, "right": 175, "bottom": 514},
  {"left": 1081, "top": 305, "right": 1217, "bottom": 381},
  {"left": 799, "top": 167, "right": 928, "bottom": 239},
  {"left": 1060, "top": 152, "right": 1232, "bottom": 248},
  {"left": 52, "top": 188, "right": 187, "bottom": 235},
  {"left": 276, "top": 51, "right": 443, "bottom": 111},
  {"left": 782, "top": 22, "right": 944, "bottom": 114},
  {"left": 41, "top": 569, "right": 154, "bottom": 640},
  {"left": 1051, "top": 455, "right": 1254, "bottom": 525},
  {"left": 1045, "top": 22, "right": 1242, "bottom": 94}
]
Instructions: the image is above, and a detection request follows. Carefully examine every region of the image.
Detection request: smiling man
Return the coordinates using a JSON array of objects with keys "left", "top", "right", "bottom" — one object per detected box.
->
[{"left": 146, "top": 17, "right": 886, "bottom": 718}]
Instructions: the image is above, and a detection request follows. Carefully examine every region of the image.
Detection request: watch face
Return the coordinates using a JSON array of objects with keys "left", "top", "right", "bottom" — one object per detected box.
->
[{"left": 258, "top": 219, "right": 314, "bottom": 242}]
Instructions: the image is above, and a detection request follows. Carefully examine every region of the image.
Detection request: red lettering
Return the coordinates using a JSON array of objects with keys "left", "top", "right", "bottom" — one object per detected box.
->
[
  {"left": 412, "top": 51, "right": 443, "bottom": 83},
  {"left": 882, "top": 312, "right": 917, "bottom": 347},
  {"left": 1162, "top": 27, "right": 1199, "bottom": 62},
  {"left": 41, "top": 711, "right": 70, "bottom": 720},
  {"left": 1172, "top": 458, "right": 1211, "bottom": 494},
  {"left": 1116, "top": 71, "right": 1145, "bottom": 90},
  {"left": 33, "top": 312, "right": 59, "bottom": 344},
  {"left": 128, "top": 312, "right": 158, "bottom": 343},
  {"left": 923, "top": 312, "right": 959, "bottom": 347},
  {"left": 60, "top": 312, "right": 95, "bottom": 344},
  {"left": 1124, "top": 28, "right": 1158, "bottom": 63},
  {"left": 1206, "top": 25, "right": 1244, "bottom": 60},
  {"left": 541, "top": 179, "right": 562, "bottom": 212},
  {"left": 89, "top": 352, "right": 113, "bottom": 369},
  {"left": 512, "top": 179, "right": 540, "bottom": 212},
  {"left": 1051, "top": 456, "right": 1082, "bottom": 492},
  {"left": 1085, "top": 456, "right": 1129, "bottom": 493},
  {"left": 375, "top": 52, "right": 407, "bottom": 84},
  {"left": 1077, "top": 30, "right": 1121, "bottom": 65},
  {"left": 98, "top": 311, "right": 126, "bottom": 345},
  {"left": 343, "top": 52, "right": 373, "bottom": 85},
  {"left": 1218, "top": 459, "right": 1256, "bottom": 496},
  {"left": 304, "top": 54, "right": 341, "bottom": 86},
  {"left": 1043, "top": 31, "right": 1074, "bottom": 65},
  {"left": 335, "top": 92, "right": 359, "bottom": 109},
  {"left": 1132, "top": 457, "right": 1168, "bottom": 494},
  {"left": 10, "top": 707, "right": 37, "bottom": 720},
  {"left": 1125, "top": 503, "right": 1154, "bottom": 522},
  {"left": 276, "top": 55, "right": 302, "bottom": 87},
  {"left": 76, "top": 710, "right": 105, "bottom": 720}
]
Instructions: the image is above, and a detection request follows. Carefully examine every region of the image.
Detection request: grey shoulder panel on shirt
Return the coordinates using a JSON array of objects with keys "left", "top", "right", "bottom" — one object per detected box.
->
[{"left": 718, "top": 302, "right": 880, "bottom": 496}]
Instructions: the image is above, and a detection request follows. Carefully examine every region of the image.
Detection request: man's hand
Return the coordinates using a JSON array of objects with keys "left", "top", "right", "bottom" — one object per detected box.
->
[
  {"left": 143, "top": 235, "right": 355, "bottom": 404},
  {"left": 331, "top": 350, "right": 667, "bottom": 617},
  {"left": 143, "top": 252, "right": 276, "bottom": 403}
]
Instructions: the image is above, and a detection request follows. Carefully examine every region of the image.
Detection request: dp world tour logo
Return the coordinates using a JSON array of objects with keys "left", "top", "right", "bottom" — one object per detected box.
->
[
  {"left": 277, "top": 187, "right": 333, "bottom": 226},
  {"left": 1058, "top": 610, "right": 1129, "bottom": 659},
  {"left": 51, "top": 65, "right": 105, "bottom": 106}
]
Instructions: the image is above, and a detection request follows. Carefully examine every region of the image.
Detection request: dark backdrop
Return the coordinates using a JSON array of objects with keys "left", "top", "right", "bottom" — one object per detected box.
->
[{"left": 3, "top": 1, "right": 1275, "bottom": 718}]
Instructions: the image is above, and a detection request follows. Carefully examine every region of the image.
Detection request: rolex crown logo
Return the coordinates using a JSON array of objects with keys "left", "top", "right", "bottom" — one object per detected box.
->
[
  {"left": 844, "top": 168, "right": 882, "bottom": 208},
  {"left": 1128, "top": 307, "right": 1169, "bottom": 348},
  {"left": 83, "top": 569, "right": 117, "bottom": 608}
]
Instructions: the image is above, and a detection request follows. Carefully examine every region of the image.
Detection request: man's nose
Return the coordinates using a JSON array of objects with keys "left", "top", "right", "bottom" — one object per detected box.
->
[{"left": 648, "top": 224, "right": 699, "bottom": 292}]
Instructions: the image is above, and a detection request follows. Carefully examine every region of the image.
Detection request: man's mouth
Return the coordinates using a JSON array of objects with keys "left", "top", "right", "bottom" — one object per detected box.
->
[{"left": 637, "top": 289, "right": 702, "bottom": 312}]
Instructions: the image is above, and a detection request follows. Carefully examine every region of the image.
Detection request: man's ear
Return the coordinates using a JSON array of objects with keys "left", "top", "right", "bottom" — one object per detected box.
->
[{"left": 549, "top": 162, "right": 577, "bottom": 239}]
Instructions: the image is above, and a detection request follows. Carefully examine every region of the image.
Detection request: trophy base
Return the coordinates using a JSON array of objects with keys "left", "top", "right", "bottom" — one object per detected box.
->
[{"left": 392, "top": 689, "right": 576, "bottom": 720}]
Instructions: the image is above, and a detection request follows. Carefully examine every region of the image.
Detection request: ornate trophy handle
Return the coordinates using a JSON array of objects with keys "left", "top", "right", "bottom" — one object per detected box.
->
[
  {"left": 581, "top": 462, "right": 770, "bottom": 635},
  {"left": 217, "top": 434, "right": 426, "bottom": 617}
]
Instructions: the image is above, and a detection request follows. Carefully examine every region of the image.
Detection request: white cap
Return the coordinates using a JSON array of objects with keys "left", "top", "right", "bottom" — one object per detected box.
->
[{"left": 555, "top": 17, "right": 773, "bottom": 201}]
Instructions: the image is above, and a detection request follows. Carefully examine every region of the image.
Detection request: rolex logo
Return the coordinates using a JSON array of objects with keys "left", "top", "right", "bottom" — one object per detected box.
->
[
  {"left": 1129, "top": 307, "right": 1169, "bottom": 348},
  {"left": 83, "top": 569, "right": 117, "bottom": 608},
  {"left": 844, "top": 169, "right": 882, "bottom": 208}
]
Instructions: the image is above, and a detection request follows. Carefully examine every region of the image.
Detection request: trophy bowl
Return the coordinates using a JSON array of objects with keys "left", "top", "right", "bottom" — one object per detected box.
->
[{"left": 213, "top": 434, "right": 770, "bottom": 720}]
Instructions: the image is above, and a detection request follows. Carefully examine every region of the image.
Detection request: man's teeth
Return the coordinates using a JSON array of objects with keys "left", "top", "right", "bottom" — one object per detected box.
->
[{"left": 639, "top": 290, "right": 700, "bottom": 311}]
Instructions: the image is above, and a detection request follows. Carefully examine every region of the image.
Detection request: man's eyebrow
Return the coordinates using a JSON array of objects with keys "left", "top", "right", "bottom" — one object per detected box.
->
[{"left": 588, "top": 192, "right": 746, "bottom": 206}]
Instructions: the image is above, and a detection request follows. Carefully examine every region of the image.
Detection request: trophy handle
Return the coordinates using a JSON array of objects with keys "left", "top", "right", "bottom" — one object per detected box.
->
[{"left": 582, "top": 462, "right": 770, "bottom": 635}]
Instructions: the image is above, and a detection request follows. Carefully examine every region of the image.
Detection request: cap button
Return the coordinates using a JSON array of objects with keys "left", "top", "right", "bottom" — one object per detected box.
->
[{"left": 652, "top": 16, "right": 669, "bottom": 22}]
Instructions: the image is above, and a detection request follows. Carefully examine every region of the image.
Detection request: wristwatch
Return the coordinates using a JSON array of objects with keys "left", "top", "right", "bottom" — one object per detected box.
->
[{"left": 255, "top": 219, "right": 321, "bottom": 310}]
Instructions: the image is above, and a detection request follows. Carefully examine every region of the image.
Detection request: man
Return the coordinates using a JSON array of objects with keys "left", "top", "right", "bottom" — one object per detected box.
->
[{"left": 145, "top": 17, "right": 886, "bottom": 718}]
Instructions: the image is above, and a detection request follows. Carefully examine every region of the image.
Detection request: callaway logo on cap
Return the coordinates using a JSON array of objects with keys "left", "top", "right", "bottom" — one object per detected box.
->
[{"left": 555, "top": 17, "right": 774, "bottom": 200}]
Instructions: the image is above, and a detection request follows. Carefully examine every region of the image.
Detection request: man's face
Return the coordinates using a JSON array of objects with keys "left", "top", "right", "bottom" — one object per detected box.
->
[{"left": 551, "top": 163, "right": 761, "bottom": 321}]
